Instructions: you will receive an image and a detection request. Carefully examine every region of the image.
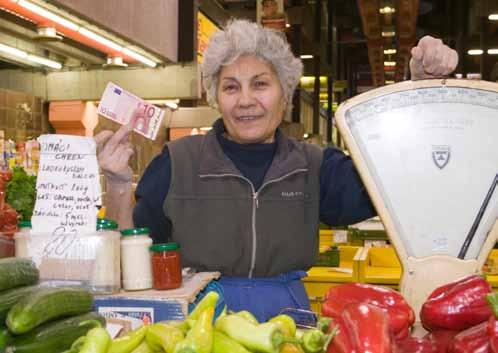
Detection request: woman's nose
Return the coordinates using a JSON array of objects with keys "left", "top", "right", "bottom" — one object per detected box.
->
[{"left": 238, "top": 87, "right": 256, "bottom": 107}]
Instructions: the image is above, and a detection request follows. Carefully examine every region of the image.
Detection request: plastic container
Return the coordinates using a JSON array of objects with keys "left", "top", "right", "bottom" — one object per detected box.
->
[
  {"left": 121, "top": 228, "right": 152, "bottom": 291},
  {"left": 14, "top": 219, "right": 121, "bottom": 294},
  {"left": 150, "top": 243, "right": 182, "bottom": 290}
]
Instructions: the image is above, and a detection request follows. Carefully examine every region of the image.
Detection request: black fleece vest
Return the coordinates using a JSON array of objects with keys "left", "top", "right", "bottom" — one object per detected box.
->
[{"left": 164, "top": 128, "right": 323, "bottom": 277}]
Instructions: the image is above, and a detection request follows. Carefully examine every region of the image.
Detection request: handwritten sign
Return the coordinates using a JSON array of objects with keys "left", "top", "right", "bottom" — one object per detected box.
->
[{"left": 32, "top": 134, "right": 101, "bottom": 235}]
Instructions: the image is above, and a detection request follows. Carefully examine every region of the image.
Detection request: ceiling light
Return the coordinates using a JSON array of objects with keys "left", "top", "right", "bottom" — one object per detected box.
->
[
  {"left": 17, "top": 0, "right": 79, "bottom": 31},
  {"left": 384, "top": 48, "right": 397, "bottom": 55},
  {"left": 0, "top": 43, "right": 62, "bottom": 69},
  {"left": 385, "top": 80, "right": 395, "bottom": 84},
  {"left": 27, "top": 54, "right": 62, "bottom": 69},
  {"left": 285, "top": 23, "right": 291, "bottom": 28},
  {"left": 467, "top": 49, "right": 483, "bottom": 55},
  {"left": 200, "top": 127, "right": 212, "bottom": 131},
  {"left": 489, "top": 14, "right": 498, "bottom": 20},
  {"left": 384, "top": 61, "right": 396, "bottom": 66},
  {"left": 379, "top": 6, "right": 395, "bottom": 14},
  {"left": 303, "top": 133, "right": 309, "bottom": 139},
  {"left": 122, "top": 48, "right": 157, "bottom": 67},
  {"left": 78, "top": 28, "right": 123, "bottom": 52},
  {"left": 488, "top": 49, "right": 498, "bottom": 55},
  {"left": 300, "top": 54, "right": 313, "bottom": 59},
  {"left": 382, "top": 29, "right": 396, "bottom": 37}
]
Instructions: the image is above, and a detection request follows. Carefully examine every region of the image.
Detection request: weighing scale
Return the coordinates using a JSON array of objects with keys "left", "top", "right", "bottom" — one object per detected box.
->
[{"left": 335, "top": 79, "right": 498, "bottom": 319}]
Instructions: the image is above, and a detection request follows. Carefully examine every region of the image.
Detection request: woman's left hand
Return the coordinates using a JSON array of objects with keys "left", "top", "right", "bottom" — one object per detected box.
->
[{"left": 409, "top": 36, "right": 459, "bottom": 80}]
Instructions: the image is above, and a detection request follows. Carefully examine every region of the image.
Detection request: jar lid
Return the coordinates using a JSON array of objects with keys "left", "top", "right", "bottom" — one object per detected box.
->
[
  {"left": 150, "top": 242, "right": 180, "bottom": 252},
  {"left": 97, "top": 218, "right": 118, "bottom": 230},
  {"left": 18, "top": 220, "right": 32, "bottom": 228},
  {"left": 121, "top": 227, "right": 150, "bottom": 236}
]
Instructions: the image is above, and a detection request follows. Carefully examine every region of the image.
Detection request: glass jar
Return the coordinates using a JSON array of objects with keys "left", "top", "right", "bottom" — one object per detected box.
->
[
  {"left": 91, "top": 218, "right": 121, "bottom": 294},
  {"left": 14, "top": 220, "right": 31, "bottom": 258},
  {"left": 150, "top": 243, "right": 182, "bottom": 290},
  {"left": 120, "top": 228, "right": 152, "bottom": 290}
]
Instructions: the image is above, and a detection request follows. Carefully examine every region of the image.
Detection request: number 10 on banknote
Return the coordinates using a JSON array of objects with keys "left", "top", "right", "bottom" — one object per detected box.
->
[{"left": 97, "top": 82, "right": 165, "bottom": 140}]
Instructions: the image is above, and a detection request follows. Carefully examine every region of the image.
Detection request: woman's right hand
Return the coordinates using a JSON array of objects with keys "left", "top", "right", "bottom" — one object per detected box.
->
[{"left": 95, "top": 124, "right": 134, "bottom": 184}]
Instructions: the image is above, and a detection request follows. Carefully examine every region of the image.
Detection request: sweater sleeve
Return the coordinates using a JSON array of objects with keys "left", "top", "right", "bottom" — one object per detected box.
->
[
  {"left": 133, "top": 146, "right": 172, "bottom": 243},
  {"left": 319, "top": 147, "right": 377, "bottom": 226}
]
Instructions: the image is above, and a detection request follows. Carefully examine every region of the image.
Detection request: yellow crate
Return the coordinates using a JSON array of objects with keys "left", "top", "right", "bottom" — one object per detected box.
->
[
  {"left": 357, "top": 246, "right": 402, "bottom": 288},
  {"left": 319, "top": 229, "right": 334, "bottom": 248},
  {"left": 303, "top": 246, "right": 363, "bottom": 314}
]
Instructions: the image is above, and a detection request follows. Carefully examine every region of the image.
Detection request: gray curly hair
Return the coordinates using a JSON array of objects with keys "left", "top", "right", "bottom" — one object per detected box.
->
[{"left": 202, "top": 19, "right": 303, "bottom": 118}]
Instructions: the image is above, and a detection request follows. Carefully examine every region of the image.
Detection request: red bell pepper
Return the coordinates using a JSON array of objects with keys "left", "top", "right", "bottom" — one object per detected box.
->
[
  {"left": 486, "top": 293, "right": 498, "bottom": 353},
  {"left": 425, "top": 330, "right": 458, "bottom": 353},
  {"left": 448, "top": 321, "right": 490, "bottom": 353},
  {"left": 394, "top": 336, "right": 435, "bottom": 353},
  {"left": 322, "top": 283, "right": 414, "bottom": 339},
  {"left": 420, "top": 275, "right": 493, "bottom": 331},
  {"left": 327, "top": 302, "right": 393, "bottom": 353}
]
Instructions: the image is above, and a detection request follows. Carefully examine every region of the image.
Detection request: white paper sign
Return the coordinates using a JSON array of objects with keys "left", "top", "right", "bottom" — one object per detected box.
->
[{"left": 32, "top": 135, "right": 101, "bottom": 235}]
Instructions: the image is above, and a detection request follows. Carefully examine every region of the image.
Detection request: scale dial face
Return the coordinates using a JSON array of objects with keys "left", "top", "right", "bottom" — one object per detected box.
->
[{"left": 342, "top": 83, "right": 498, "bottom": 259}]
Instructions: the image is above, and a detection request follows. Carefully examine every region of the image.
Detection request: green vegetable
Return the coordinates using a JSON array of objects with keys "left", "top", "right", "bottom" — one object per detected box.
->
[
  {"left": 212, "top": 331, "right": 251, "bottom": 353},
  {"left": 187, "top": 292, "right": 219, "bottom": 322},
  {"left": 0, "top": 258, "right": 39, "bottom": 292},
  {"left": 146, "top": 323, "right": 184, "bottom": 353},
  {"left": 7, "top": 287, "right": 93, "bottom": 334},
  {"left": 0, "top": 285, "right": 40, "bottom": 323},
  {"left": 233, "top": 311, "right": 259, "bottom": 325},
  {"left": 8, "top": 312, "right": 105, "bottom": 353},
  {"left": 130, "top": 341, "right": 154, "bottom": 353},
  {"left": 78, "top": 322, "right": 111, "bottom": 353},
  {"left": 215, "top": 314, "right": 288, "bottom": 353},
  {"left": 108, "top": 325, "right": 148, "bottom": 353},
  {"left": 301, "top": 329, "right": 326, "bottom": 353},
  {"left": 6, "top": 167, "right": 36, "bottom": 221},
  {"left": 0, "top": 326, "right": 11, "bottom": 353},
  {"left": 316, "top": 317, "right": 333, "bottom": 334},
  {"left": 268, "top": 315, "right": 296, "bottom": 337},
  {"left": 174, "top": 307, "right": 214, "bottom": 353}
]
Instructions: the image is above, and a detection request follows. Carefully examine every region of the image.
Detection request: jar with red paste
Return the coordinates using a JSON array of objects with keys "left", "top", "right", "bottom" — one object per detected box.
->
[{"left": 150, "top": 242, "right": 182, "bottom": 290}]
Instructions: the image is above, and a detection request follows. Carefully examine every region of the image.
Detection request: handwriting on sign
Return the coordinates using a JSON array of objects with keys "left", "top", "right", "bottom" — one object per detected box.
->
[{"left": 31, "top": 134, "right": 101, "bottom": 237}]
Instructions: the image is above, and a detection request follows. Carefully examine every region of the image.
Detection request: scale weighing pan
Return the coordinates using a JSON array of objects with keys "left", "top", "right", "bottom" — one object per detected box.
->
[{"left": 335, "top": 79, "right": 498, "bottom": 317}]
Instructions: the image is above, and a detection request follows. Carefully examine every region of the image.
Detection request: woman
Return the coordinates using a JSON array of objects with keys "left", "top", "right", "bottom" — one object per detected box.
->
[{"left": 96, "top": 20, "right": 458, "bottom": 321}]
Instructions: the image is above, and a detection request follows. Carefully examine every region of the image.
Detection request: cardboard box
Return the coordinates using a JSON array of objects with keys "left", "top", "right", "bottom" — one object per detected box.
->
[{"left": 94, "top": 272, "right": 220, "bottom": 329}]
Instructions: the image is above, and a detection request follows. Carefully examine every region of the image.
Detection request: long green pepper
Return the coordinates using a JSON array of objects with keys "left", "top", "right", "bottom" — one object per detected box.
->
[
  {"left": 215, "top": 314, "right": 287, "bottom": 353},
  {"left": 108, "top": 325, "right": 148, "bottom": 353},
  {"left": 212, "top": 331, "right": 252, "bottom": 353},
  {"left": 77, "top": 322, "right": 111, "bottom": 353},
  {"left": 146, "top": 323, "right": 184, "bottom": 353},
  {"left": 174, "top": 307, "right": 214, "bottom": 353}
]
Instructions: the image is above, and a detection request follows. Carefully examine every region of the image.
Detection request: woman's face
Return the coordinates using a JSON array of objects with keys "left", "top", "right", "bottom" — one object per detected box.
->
[{"left": 217, "top": 55, "right": 285, "bottom": 144}]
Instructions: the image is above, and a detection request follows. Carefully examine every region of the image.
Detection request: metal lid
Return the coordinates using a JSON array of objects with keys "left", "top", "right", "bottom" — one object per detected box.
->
[
  {"left": 121, "top": 227, "right": 150, "bottom": 236},
  {"left": 150, "top": 242, "right": 180, "bottom": 252}
]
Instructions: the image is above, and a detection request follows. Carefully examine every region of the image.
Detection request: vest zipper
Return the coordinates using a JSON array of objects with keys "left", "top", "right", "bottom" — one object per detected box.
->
[{"left": 200, "top": 168, "right": 308, "bottom": 278}]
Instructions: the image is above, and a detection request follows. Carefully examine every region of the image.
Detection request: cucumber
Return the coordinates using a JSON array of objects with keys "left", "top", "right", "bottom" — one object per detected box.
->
[
  {"left": 7, "top": 312, "right": 105, "bottom": 353},
  {"left": 0, "top": 259, "right": 39, "bottom": 292},
  {"left": 0, "top": 326, "right": 11, "bottom": 353},
  {"left": 0, "top": 286, "right": 40, "bottom": 323},
  {"left": 6, "top": 287, "right": 93, "bottom": 334}
]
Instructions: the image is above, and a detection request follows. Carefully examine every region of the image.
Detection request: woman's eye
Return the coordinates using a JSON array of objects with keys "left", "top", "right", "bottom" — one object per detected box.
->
[
  {"left": 223, "top": 85, "right": 237, "bottom": 92},
  {"left": 254, "top": 81, "right": 268, "bottom": 88}
]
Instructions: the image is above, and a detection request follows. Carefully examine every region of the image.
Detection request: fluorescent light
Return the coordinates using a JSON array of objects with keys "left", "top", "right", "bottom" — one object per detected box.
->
[
  {"left": 165, "top": 101, "right": 178, "bottom": 110},
  {"left": 489, "top": 14, "right": 498, "bottom": 20},
  {"left": 382, "top": 30, "right": 395, "bottom": 37},
  {"left": 0, "top": 43, "right": 62, "bottom": 69},
  {"left": 488, "top": 49, "right": 498, "bottom": 54},
  {"left": 300, "top": 54, "right": 313, "bottom": 59},
  {"left": 467, "top": 49, "right": 483, "bottom": 55},
  {"left": 0, "top": 43, "right": 27, "bottom": 58},
  {"left": 384, "top": 48, "right": 397, "bottom": 55},
  {"left": 379, "top": 6, "right": 395, "bottom": 14},
  {"left": 385, "top": 80, "right": 395, "bottom": 84},
  {"left": 384, "top": 61, "right": 396, "bottom": 66},
  {"left": 78, "top": 28, "right": 123, "bottom": 51},
  {"left": 18, "top": 0, "right": 79, "bottom": 31},
  {"left": 122, "top": 48, "right": 157, "bottom": 67},
  {"left": 200, "top": 127, "right": 212, "bottom": 131},
  {"left": 27, "top": 54, "right": 62, "bottom": 69}
]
